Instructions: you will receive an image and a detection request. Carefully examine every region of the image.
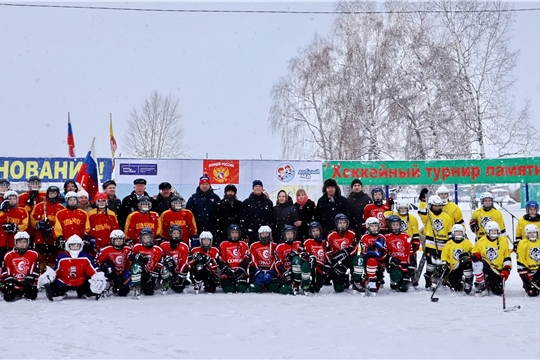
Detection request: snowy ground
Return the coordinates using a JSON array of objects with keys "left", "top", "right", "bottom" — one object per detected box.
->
[{"left": 1, "top": 206, "right": 538, "bottom": 359}]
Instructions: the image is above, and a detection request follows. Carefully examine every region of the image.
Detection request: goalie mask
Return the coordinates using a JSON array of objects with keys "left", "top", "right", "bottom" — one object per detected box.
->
[
  {"left": 138, "top": 196, "right": 152, "bottom": 213},
  {"left": 140, "top": 227, "right": 154, "bottom": 248},
  {"left": 170, "top": 195, "right": 186, "bottom": 211},
  {"left": 14, "top": 231, "right": 30, "bottom": 255},
  {"left": 65, "top": 235, "right": 83, "bottom": 258},
  {"left": 258, "top": 225, "right": 272, "bottom": 245},
  {"left": 200, "top": 231, "right": 213, "bottom": 251},
  {"left": 110, "top": 229, "right": 126, "bottom": 249},
  {"left": 65, "top": 191, "right": 79, "bottom": 210}
]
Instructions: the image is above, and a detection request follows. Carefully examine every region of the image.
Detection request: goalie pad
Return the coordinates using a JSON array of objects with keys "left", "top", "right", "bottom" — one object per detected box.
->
[
  {"left": 37, "top": 266, "right": 56, "bottom": 288},
  {"left": 89, "top": 272, "right": 107, "bottom": 294}
]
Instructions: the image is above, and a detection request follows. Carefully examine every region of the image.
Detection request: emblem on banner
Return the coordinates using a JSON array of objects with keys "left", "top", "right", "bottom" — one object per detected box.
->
[{"left": 276, "top": 163, "right": 295, "bottom": 183}]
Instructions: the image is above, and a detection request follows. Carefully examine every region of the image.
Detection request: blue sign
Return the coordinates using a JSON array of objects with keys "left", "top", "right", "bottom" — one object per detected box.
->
[{"left": 119, "top": 163, "right": 158, "bottom": 176}]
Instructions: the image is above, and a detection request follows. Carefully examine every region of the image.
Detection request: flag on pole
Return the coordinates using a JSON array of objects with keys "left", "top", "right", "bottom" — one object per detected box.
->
[
  {"left": 67, "top": 112, "right": 76, "bottom": 158},
  {"left": 110, "top": 113, "right": 117, "bottom": 171},
  {"left": 75, "top": 138, "right": 99, "bottom": 200}
]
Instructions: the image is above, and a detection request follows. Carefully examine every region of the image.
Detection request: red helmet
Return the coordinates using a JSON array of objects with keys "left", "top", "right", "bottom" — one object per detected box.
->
[{"left": 94, "top": 192, "right": 108, "bottom": 203}]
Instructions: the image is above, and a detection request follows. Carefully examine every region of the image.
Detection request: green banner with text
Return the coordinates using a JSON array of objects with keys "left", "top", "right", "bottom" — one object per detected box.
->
[{"left": 323, "top": 158, "right": 540, "bottom": 185}]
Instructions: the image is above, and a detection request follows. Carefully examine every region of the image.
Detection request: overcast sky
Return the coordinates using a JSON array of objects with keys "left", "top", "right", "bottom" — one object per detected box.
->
[{"left": 1, "top": 1, "right": 539, "bottom": 161}]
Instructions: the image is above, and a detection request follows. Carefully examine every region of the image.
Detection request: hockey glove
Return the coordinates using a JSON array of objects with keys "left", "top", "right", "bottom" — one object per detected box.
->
[
  {"left": 469, "top": 219, "right": 479, "bottom": 233},
  {"left": 37, "top": 266, "right": 56, "bottom": 288},
  {"left": 2, "top": 223, "right": 18, "bottom": 233},
  {"left": 0, "top": 200, "right": 8, "bottom": 211},
  {"left": 332, "top": 249, "right": 349, "bottom": 263},
  {"left": 134, "top": 253, "right": 149, "bottom": 265},
  {"left": 387, "top": 196, "right": 395, "bottom": 208},
  {"left": 323, "top": 263, "right": 332, "bottom": 277},
  {"left": 254, "top": 270, "right": 266, "bottom": 286},
  {"left": 471, "top": 252, "right": 482, "bottom": 263},
  {"left": 163, "top": 255, "right": 176, "bottom": 270},
  {"left": 262, "top": 270, "right": 276, "bottom": 285},
  {"left": 286, "top": 250, "right": 299, "bottom": 262},
  {"left": 149, "top": 269, "right": 160, "bottom": 286},
  {"left": 36, "top": 219, "right": 50, "bottom": 230},
  {"left": 389, "top": 257, "right": 401, "bottom": 267},
  {"left": 24, "top": 274, "right": 36, "bottom": 288},
  {"left": 4, "top": 275, "right": 15, "bottom": 287},
  {"left": 282, "top": 268, "right": 292, "bottom": 282},
  {"left": 83, "top": 237, "right": 96, "bottom": 253},
  {"left": 308, "top": 255, "right": 318, "bottom": 268},
  {"left": 333, "top": 262, "right": 348, "bottom": 276},
  {"left": 89, "top": 272, "right": 107, "bottom": 294},
  {"left": 500, "top": 267, "right": 511, "bottom": 281},
  {"left": 513, "top": 240, "right": 520, "bottom": 253},
  {"left": 222, "top": 265, "right": 236, "bottom": 278},
  {"left": 419, "top": 188, "right": 429, "bottom": 202},
  {"left": 232, "top": 267, "right": 246, "bottom": 280}
]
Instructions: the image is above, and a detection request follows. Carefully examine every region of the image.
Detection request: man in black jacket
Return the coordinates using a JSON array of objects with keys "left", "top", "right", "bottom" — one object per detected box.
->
[
  {"left": 102, "top": 179, "right": 121, "bottom": 215},
  {"left": 241, "top": 180, "right": 275, "bottom": 244},
  {"left": 315, "top": 178, "right": 349, "bottom": 237},
  {"left": 118, "top": 178, "right": 155, "bottom": 230},
  {"left": 154, "top": 182, "right": 174, "bottom": 215},
  {"left": 215, "top": 184, "right": 243, "bottom": 245},
  {"left": 186, "top": 174, "right": 221, "bottom": 234},
  {"left": 347, "top": 179, "right": 372, "bottom": 236}
]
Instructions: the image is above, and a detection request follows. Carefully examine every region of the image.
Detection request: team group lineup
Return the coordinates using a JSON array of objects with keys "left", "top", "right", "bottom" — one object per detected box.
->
[{"left": 0, "top": 172, "right": 539, "bottom": 301}]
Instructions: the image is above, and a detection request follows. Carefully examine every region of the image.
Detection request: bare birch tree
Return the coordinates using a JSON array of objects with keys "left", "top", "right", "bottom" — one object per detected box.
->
[{"left": 123, "top": 91, "right": 187, "bottom": 158}]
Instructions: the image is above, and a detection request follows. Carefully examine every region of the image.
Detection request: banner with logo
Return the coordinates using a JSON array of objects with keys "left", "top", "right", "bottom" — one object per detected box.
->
[{"left": 203, "top": 160, "right": 240, "bottom": 184}]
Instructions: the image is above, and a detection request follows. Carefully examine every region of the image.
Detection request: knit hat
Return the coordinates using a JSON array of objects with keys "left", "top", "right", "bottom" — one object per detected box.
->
[
  {"left": 77, "top": 190, "right": 89, "bottom": 198},
  {"left": 351, "top": 179, "right": 363, "bottom": 187},
  {"left": 199, "top": 173, "right": 211, "bottom": 185},
  {"left": 252, "top": 180, "right": 263, "bottom": 189}
]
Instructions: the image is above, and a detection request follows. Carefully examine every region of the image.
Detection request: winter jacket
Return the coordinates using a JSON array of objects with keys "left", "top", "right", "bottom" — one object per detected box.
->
[
  {"left": 315, "top": 189, "right": 350, "bottom": 237},
  {"left": 106, "top": 195, "right": 122, "bottom": 215},
  {"left": 347, "top": 191, "right": 372, "bottom": 236},
  {"left": 295, "top": 199, "right": 316, "bottom": 241},
  {"left": 273, "top": 196, "right": 300, "bottom": 242},
  {"left": 118, "top": 191, "right": 156, "bottom": 230},
  {"left": 154, "top": 193, "right": 173, "bottom": 215},
  {"left": 215, "top": 196, "right": 243, "bottom": 244},
  {"left": 186, "top": 187, "right": 220, "bottom": 234},
  {"left": 241, "top": 192, "right": 275, "bottom": 244}
]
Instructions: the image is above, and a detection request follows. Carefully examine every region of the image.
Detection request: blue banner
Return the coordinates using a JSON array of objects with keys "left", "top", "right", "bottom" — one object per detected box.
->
[{"left": 0, "top": 157, "right": 113, "bottom": 182}]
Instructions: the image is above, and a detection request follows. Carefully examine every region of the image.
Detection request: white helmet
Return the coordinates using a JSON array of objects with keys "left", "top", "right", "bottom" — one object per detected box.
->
[
  {"left": 65, "top": 234, "right": 84, "bottom": 258},
  {"left": 258, "top": 226, "right": 272, "bottom": 235},
  {"left": 258, "top": 225, "right": 272, "bottom": 244},
  {"left": 4, "top": 190, "right": 19, "bottom": 207},
  {"left": 524, "top": 224, "right": 538, "bottom": 242},
  {"left": 484, "top": 221, "right": 500, "bottom": 240},
  {"left": 200, "top": 231, "right": 213, "bottom": 240},
  {"left": 110, "top": 229, "right": 126, "bottom": 249},
  {"left": 436, "top": 186, "right": 450, "bottom": 205},
  {"left": 365, "top": 217, "right": 380, "bottom": 235},
  {"left": 451, "top": 224, "right": 465, "bottom": 242},
  {"left": 428, "top": 195, "right": 443, "bottom": 207},
  {"left": 480, "top": 192, "right": 494, "bottom": 210},
  {"left": 396, "top": 199, "right": 409, "bottom": 215},
  {"left": 14, "top": 231, "right": 30, "bottom": 254}
]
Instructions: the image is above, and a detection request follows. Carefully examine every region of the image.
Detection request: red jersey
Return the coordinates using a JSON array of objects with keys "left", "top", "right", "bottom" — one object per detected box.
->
[
  {"left": 96, "top": 245, "right": 132, "bottom": 273},
  {"left": 30, "top": 200, "right": 65, "bottom": 244},
  {"left": 18, "top": 191, "right": 46, "bottom": 215},
  {"left": 190, "top": 246, "right": 220, "bottom": 275},
  {"left": 131, "top": 243, "right": 163, "bottom": 272},
  {"left": 54, "top": 252, "right": 98, "bottom": 287},
  {"left": 124, "top": 211, "right": 160, "bottom": 243},
  {"left": 384, "top": 232, "right": 412, "bottom": 264},
  {"left": 158, "top": 209, "right": 197, "bottom": 243},
  {"left": 54, "top": 208, "right": 90, "bottom": 240},
  {"left": 249, "top": 241, "right": 277, "bottom": 271},
  {"left": 219, "top": 240, "right": 249, "bottom": 269},
  {"left": 363, "top": 203, "right": 391, "bottom": 232},
  {"left": 326, "top": 230, "right": 357, "bottom": 257},
  {"left": 1, "top": 207, "right": 29, "bottom": 248},
  {"left": 274, "top": 241, "right": 302, "bottom": 271},
  {"left": 87, "top": 208, "right": 120, "bottom": 251},
  {"left": 2, "top": 249, "right": 39, "bottom": 283},
  {"left": 160, "top": 241, "right": 190, "bottom": 273},
  {"left": 303, "top": 239, "right": 331, "bottom": 269},
  {"left": 360, "top": 233, "right": 387, "bottom": 262}
]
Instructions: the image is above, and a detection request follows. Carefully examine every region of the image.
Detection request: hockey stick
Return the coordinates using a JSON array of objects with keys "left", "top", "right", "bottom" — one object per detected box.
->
[
  {"left": 430, "top": 265, "right": 447, "bottom": 302},
  {"left": 502, "top": 278, "right": 521, "bottom": 312}
]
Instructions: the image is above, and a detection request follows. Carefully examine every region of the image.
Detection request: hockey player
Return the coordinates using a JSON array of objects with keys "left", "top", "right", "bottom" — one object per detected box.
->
[
  {"left": 296, "top": 221, "right": 332, "bottom": 293},
  {"left": 384, "top": 199, "right": 420, "bottom": 244},
  {"left": 158, "top": 195, "right": 197, "bottom": 246},
  {"left": 0, "top": 178, "right": 9, "bottom": 202},
  {"left": 87, "top": 192, "right": 120, "bottom": 253},
  {"left": 421, "top": 195, "right": 453, "bottom": 289},
  {"left": 219, "top": 224, "right": 250, "bottom": 293},
  {"left": 1, "top": 232, "right": 39, "bottom": 301},
  {"left": 363, "top": 188, "right": 393, "bottom": 234},
  {"left": 327, "top": 213, "right": 357, "bottom": 292},
  {"left": 30, "top": 186, "right": 65, "bottom": 271},
  {"left": 249, "top": 226, "right": 278, "bottom": 293},
  {"left": 471, "top": 221, "right": 512, "bottom": 296},
  {"left": 159, "top": 225, "right": 190, "bottom": 293},
  {"left": 0, "top": 191, "right": 29, "bottom": 258},
  {"left": 129, "top": 228, "right": 164, "bottom": 296},
  {"left": 440, "top": 224, "right": 474, "bottom": 293},
  {"left": 384, "top": 215, "right": 415, "bottom": 292},
  {"left": 190, "top": 231, "right": 220, "bottom": 293},
  {"left": 469, "top": 192, "right": 506, "bottom": 240},
  {"left": 436, "top": 185, "right": 464, "bottom": 225},
  {"left": 37, "top": 235, "right": 107, "bottom": 300},
  {"left": 274, "top": 225, "right": 303, "bottom": 295},
  {"left": 53, "top": 191, "right": 90, "bottom": 251},
  {"left": 515, "top": 200, "right": 540, "bottom": 251},
  {"left": 96, "top": 230, "right": 132, "bottom": 297},
  {"left": 124, "top": 196, "right": 160, "bottom": 244},
  {"left": 353, "top": 217, "right": 387, "bottom": 294},
  {"left": 516, "top": 224, "right": 540, "bottom": 296},
  {"left": 18, "top": 176, "right": 46, "bottom": 215}
]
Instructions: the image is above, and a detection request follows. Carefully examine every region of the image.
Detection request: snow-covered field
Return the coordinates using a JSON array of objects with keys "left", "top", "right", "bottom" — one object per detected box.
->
[{"left": 1, "top": 206, "right": 538, "bottom": 359}]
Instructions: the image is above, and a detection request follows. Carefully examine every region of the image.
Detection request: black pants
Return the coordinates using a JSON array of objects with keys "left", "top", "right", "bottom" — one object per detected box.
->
[
  {"left": 2, "top": 281, "right": 38, "bottom": 301},
  {"left": 50, "top": 279, "right": 96, "bottom": 298}
]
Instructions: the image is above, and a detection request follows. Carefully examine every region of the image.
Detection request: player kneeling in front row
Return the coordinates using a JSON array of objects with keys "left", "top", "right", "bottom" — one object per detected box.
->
[
  {"left": 37, "top": 235, "right": 107, "bottom": 300},
  {"left": 385, "top": 216, "right": 415, "bottom": 292},
  {"left": 294, "top": 222, "right": 331, "bottom": 294},
  {"left": 129, "top": 228, "right": 164, "bottom": 296},
  {"left": 160, "top": 225, "right": 190, "bottom": 294},
  {"left": 219, "top": 224, "right": 250, "bottom": 293},
  {"left": 353, "top": 217, "right": 387, "bottom": 295},
  {"left": 249, "top": 226, "right": 278, "bottom": 293},
  {"left": 471, "top": 221, "right": 512, "bottom": 296},
  {"left": 1, "top": 232, "right": 39, "bottom": 301},
  {"left": 274, "top": 225, "right": 303, "bottom": 295},
  {"left": 327, "top": 214, "right": 357, "bottom": 293},
  {"left": 96, "top": 230, "right": 132, "bottom": 297},
  {"left": 190, "top": 231, "right": 220, "bottom": 294},
  {"left": 440, "top": 224, "right": 474, "bottom": 294},
  {"left": 516, "top": 224, "right": 540, "bottom": 297}
]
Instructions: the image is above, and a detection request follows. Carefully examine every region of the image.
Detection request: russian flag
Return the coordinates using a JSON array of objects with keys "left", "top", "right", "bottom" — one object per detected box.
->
[
  {"left": 67, "top": 112, "right": 76, "bottom": 158},
  {"left": 75, "top": 138, "right": 99, "bottom": 200}
]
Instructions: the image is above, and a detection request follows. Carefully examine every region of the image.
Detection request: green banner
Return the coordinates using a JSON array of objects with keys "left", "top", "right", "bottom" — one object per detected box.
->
[{"left": 323, "top": 158, "right": 540, "bottom": 185}]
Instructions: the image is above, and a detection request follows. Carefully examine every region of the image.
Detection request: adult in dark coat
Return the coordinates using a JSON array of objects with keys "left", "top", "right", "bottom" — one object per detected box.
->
[
  {"left": 215, "top": 184, "right": 243, "bottom": 245},
  {"left": 315, "top": 178, "right": 350, "bottom": 237},
  {"left": 102, "top": 179, "right": 122, "bottom": 215},
  {"left": 241, "top": 180, "right": 275, "bottom": 244},
  {"left": 186, "top": 174, "right": 221, "bottom": 235},
  {"left": 273, "top": 190, "right": 300, "bottom": 243},
  {"left": 118, "top": 178, "right": 156, "bottom": 230},
  {"left": 294, "top": 189, "right": 316, "bottom": 241},
  {"left": 153, "top": 182, "right": 174, "bottom": 215},
  {"left": 347, "top": 179, "right": 372, "bottom": 236}
]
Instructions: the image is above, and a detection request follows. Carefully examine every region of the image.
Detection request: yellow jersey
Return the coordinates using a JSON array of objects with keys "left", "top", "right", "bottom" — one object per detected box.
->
[
  {"left": 441, "top": 239, "right": 474, "bottom": 271},
  {"left": 516, "top": 238, "right": 540, "bottom": 272},
  {"left": 470, "top": 208, "right": 506, "bottom": 238},
  {"left": 472, "top": 236, "right": 511, "bottom": 272},
  {"left": 442, "top": 201, "right": 463, "bottom": 225},
  {"left": 424, "top": 211, "right": 454, "bottom": 252},
  {"left": 515, "top": 216, "right": 540, "bottom": 242}
]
